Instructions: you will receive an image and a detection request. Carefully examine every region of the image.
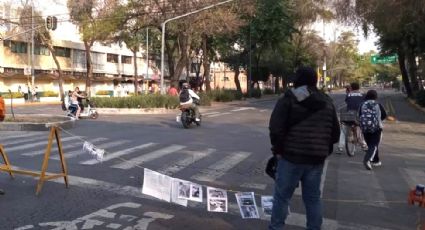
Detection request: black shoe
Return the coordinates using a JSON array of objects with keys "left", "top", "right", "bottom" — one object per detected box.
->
[{"left": 0, "top": 189, "right": 4, "bottom": 195}]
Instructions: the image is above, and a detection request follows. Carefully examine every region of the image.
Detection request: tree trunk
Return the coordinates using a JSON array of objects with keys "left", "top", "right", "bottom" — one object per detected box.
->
[
  {"left": 165, "top": 39, "right": 176, "bottom": 80},
  {"left": 172, "top": 33, "right": 190, "bottom": 83},
  {"left": 39, "top": 33, "right": 64, "bottom": 101},
  {"left": 202, "top": 34, "right": 211, "bottom": 92},
  {"left": 397, "top": 50, "right": 413, "bottom": 98},
  {"left": 274, "top": 75, "right": 280, "bottom": 94},
  {"left": 133, "top": 50, "right": 139, "bottom": 95},
  {"left": 234, "top": 67, "right": 242, "bottom": 93},
  {"left": 84, "top": 40, "right": 93, "bottom": 97},
  {"left": 406, "top": 45, "right": 419, "bottom": 92}
]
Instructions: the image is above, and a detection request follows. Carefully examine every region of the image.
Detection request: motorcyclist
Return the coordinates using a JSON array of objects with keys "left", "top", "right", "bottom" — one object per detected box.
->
[
  {"left": 71, "top": 87, "right": 85, "bottom": 119},
  {"left": 179, "top": 82, "right": 201, "bottom": 122}
]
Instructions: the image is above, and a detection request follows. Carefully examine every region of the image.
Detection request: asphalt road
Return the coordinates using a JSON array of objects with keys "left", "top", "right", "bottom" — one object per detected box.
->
[{"left": 1, "top": 89, "right": 425, "bottom": 230}]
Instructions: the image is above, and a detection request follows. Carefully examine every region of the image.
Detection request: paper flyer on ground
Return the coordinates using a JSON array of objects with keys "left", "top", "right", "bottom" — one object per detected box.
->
[
  {"left": 171, "top": 179, "right": 188, "bottom": 207},
  {"left": 177, "top": 180, "right": 191, "bottom": 200},
  {"left": 207, "top": 187, "right": 228, "bottom": 213},
  {"left": 235, "top": 192, "right": 259, "bottom": 219},
  {"left": 190, "top": 183, "right": 203, "bottom": 202},
  {"left": 261, "top": 196, "right": 273, "bottom": 216},
  {"left": 142, "top": 168, "right": 172, "bottom": 202}
]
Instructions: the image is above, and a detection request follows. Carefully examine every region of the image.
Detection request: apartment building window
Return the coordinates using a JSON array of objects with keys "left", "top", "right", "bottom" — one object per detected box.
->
[
  {"left": 73, "top": 49, "right": 86, "bottom": 69},
  {"left": 122, "top": 56, "right": 132, "bottom": 64},
  {"left": 5, "top": 41, "right": 28, "bottom": 53},
  {"left": 91, "top": 52, "right": 105, "bottom": 70},
  {"left": 34, "top": 45, "right": 50, "bottom": 56},
  {"left": 107, "top": 53, "right": 118, "bottom": 63},
  {"left": 54, "top": 46, "right": 71, "bottom": 57}
]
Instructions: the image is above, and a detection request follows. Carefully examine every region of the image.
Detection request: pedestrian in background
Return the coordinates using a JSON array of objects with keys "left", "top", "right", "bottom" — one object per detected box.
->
[
  {"left": 359, "top": 90, "right": 387, "bottom": 170},
  {"left": 268, "top": 67, "right": 340, "bottom": 230},
  {"left": 168, "top": 84, "right": 178, "bottom": 96}
]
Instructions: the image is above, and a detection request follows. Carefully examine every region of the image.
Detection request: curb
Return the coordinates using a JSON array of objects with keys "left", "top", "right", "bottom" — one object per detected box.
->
[
  {"left": 0, "top": 114, "right": 75, "bottom": 131},
  {"left": 407, "top": 98, "right": 425, "bottom": 114}
]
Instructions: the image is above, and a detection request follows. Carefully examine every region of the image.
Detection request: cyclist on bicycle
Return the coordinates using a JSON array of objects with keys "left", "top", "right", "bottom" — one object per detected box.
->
[{"left": 337, "top": 82, "right": 367, "bottom": 153}]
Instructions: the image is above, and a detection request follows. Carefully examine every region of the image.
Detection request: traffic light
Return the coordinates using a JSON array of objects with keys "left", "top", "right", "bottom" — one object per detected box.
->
[{"left": 45, "top": 16, "right": 57, "bottom": 31}]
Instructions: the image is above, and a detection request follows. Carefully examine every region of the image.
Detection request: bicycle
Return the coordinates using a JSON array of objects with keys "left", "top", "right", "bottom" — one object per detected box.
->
[{"left": 339, "top": 111, "right": 364, "bottom": 157}]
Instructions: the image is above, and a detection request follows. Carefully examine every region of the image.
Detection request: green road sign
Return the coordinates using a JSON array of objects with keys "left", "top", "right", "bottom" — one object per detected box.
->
[{"left": 371, "top": 54, "right": 398, "bottom": 64}]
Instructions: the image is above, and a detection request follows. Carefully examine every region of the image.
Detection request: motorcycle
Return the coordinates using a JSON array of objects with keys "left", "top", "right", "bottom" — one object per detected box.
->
[
  {"left": 176, "top": 104, "right": 201, "bottom": 129},
  {"left": 63, "top": 94, "right": 98, "bottom": 119}
]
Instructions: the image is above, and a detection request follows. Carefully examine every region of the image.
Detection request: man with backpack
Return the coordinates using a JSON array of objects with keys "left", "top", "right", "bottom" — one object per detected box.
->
[
  {"left": 268, "top": 67, "right": 340, "bottom": 230},
  {"left": 359, "top": 90, "right": 387, "bottom": 170},
  {"left": 179, "top": 82, "right": 201, "bottom": 122}
]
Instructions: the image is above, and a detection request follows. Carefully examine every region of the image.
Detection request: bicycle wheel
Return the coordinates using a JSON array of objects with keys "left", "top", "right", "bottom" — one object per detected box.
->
[{"left": 345, "top": 127, "right": 356, "bottom": 157}]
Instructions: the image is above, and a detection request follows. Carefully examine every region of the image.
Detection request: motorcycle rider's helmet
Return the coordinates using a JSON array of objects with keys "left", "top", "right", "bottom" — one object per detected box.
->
[{"left": 182, "top": 83, "right": 190, "bottom": 89}]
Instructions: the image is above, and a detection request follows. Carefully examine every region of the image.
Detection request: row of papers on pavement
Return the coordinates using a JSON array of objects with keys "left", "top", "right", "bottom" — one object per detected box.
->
[{"left": 142, "top": 168, "right": 275, "bottom": 219}]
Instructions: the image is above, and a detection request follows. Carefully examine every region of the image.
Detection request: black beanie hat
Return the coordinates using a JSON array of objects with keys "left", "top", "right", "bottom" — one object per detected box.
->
[{"left": 294, "top": 67, "right": 318, "bottom": 88}]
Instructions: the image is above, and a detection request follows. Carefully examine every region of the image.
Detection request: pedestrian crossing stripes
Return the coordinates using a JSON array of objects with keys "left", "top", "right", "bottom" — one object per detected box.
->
[
  {"left": 1, "top": 134, "right": 261, "bottom": 188},
  {"left": 158, "top": 148, "right": 216, "bottom": 175},
  {"left": 2, "top": 135, "right": 46, "bottom": 146},
  {"left": 5, "top": 136, "right": 82, "bottom": 152},
  {"left": 191, "top": 151, "right": 252, "bottom": 182},
  {"left": 0, "top": 132, "right": 41, "bottom": 142},
  {"left": 111, "top": 145, "right": 185, "bottom": 169}
]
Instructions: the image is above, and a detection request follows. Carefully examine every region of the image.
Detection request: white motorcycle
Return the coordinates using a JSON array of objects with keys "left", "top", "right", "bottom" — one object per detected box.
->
[{"left": 63, "top": 94, "right": 99, "bottom": 119}]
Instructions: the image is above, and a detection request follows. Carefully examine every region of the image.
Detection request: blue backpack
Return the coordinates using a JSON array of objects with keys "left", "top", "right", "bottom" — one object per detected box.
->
[{"left": 359, "top": 101, "right": 380, "bottom": 133}]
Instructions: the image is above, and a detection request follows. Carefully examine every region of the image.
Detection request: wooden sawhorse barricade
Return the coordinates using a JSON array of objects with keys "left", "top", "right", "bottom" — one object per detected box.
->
[{"left": 0, "top": 126, "right": 69, "bottom": 195}]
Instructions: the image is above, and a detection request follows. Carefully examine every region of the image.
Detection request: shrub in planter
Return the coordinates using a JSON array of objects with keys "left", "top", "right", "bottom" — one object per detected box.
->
[
  {"left": 416, "top": 90, "right": 425, "bottom": 107},
  {"left": 91, "top": 94, "right": 180, "bottom": 109},
  {"left": 42, "top": 91, "right": 59, "bottom": 97},
  {"left": 263, "top": 88, "right": 274, "bottom": 95},
  {"left": 96, "top": 90, "right": 111, "bottom": 96},
  {"left": 1, "top": 92, "right": 24, "bottom": 98}
]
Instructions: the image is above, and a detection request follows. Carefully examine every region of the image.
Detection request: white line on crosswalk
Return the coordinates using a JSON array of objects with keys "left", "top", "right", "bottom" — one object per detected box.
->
[
  {"left": 5, "top": 136, "right": 82, "bottom": 152},
  {"left": 191, "top": 151, "right": 252, "bottom": 182},
  {"left": 3, "top": 135, "right": 47, "bottom": 146},
  {"left": 110, "top": 144, "right": 185, "bottom": 169},
  {"left": 206, "top": 112, "right": 232, "bottom": 118},
  {"left": 82, "top": 142, "right": 158, "bottom": 165},
  {"left": 0, "top": 132, "right": 43, "bottom": 143},
  {"left": 54, "top": 139, "right": 130, "bottom": 160},
  {"left": 230, "top": 107, "right": 255, "bottom": 112},
  {"left": 202, "top": 112, "right": 220, "bottom": 116},
  {"left": 157, "top": 148, "right": 216, "bottom": 175},
  {"left": 23, "top": 138, "right": 108, "bottom": 157}
]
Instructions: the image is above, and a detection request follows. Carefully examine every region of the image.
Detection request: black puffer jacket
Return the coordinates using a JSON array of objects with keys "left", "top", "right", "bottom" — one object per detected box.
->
[{"left": 269, "top": 86, "right": 340, "bottom": 165}]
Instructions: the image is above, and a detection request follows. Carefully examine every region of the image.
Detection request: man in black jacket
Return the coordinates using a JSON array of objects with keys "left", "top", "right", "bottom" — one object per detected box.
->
[{"left": 268, "top": 67, "right": 340, "bottom": 230}]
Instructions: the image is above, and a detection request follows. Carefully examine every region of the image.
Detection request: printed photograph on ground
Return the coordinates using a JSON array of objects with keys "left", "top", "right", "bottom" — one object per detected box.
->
[
  {"left": 207, "top": 187, "right": 228, "bottom": 213},
  {"left": 177, "top": 181, "right": 191, "bottom": 199},
  {"left": 190, "top": 183, "right": 203, "bottom": 202},
  {"left": 235, "top": 192, "right": 259, "bottom": 219},
  {"left": 261, "top": 196, "right": 273, "bottom": 216}
]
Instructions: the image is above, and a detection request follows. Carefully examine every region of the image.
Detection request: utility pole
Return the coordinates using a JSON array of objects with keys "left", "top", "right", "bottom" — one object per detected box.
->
[
  {"left": 31, "top": 0, "right": 35, "bottom": 87},
  {"left": 146, "top": 27, "right": 149, "bottom": 83},
  {"left": 322, "top": 20, "right": 327, "bottom": 88}
]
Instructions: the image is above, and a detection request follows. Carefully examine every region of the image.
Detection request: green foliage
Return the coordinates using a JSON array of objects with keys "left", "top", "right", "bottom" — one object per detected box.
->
[
  {"left": 204, "top": 89, "right": 243, "bottom": 102},
  {"left": 41, "top": 91, "right": 59, "bottom": 97},
  {"left": 415, "top": 90, "right": 425, "bottom": 107},
  {"left": 91, "top": 95, "right": 180, "bottom": 109},
  {"left": 1, "top": 92, "right": 24, "bottom": 98},
  {"left": 96, "top": 90, "right": 111, "bottom": 96},
  {"left": 245, "top": 88, "right": 262, "bottom": 98},
  {"left": 263, "top": 88, "right": 275, "bottom": 95}
]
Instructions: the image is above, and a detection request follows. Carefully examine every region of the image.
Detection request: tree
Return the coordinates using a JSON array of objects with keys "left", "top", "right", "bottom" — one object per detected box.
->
[{"left": 67, "top": 0, "right": 121, "bottom": 96}]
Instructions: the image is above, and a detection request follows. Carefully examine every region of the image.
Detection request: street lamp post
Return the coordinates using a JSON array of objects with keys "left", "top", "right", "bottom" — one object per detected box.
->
[{"left": 160, "top": 0, "right": 236, "bottom": 94}]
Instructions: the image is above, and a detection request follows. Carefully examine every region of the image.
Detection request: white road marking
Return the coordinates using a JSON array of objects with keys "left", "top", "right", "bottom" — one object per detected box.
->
[
  {"left": 240, "top": 183, "right": 267, "bottom": 190},
  {"left": 0, "top": 132, "right": 41, "bottom": 142},
  {"left": 110, "top": 144, "right": 185, "bottom": 169},
  {"left": 80, "top": 142, "right": 157, "bottom": 165},
  {"left": 56, "top": 140, "right": 130, "bottom": 160},
  {"left": 5, "top": 136, "right": 82, "bottom": 152},
  {"left": 2, "top": 135, "right": 46, "bottom": 146},
  {"left": 157, "top": 148, "right": 216, "bottom": 175},
  {"left": 191, "top": 151, "right": 251, "bottom": 182},
  {"left": 202, "top": 111, "right": 220, "bottom": 116},
  {"left": 23, "top": 137, "right": 108, "bottom": 157},
  {"left": 230, "top": 107, "right": 255, "bottom": 112},
  {"left": 12, "top": 170, "right": 392, "bottom": 230},
  {"left": 206, "top": 112, "right": 232, "bottom": 118}
]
